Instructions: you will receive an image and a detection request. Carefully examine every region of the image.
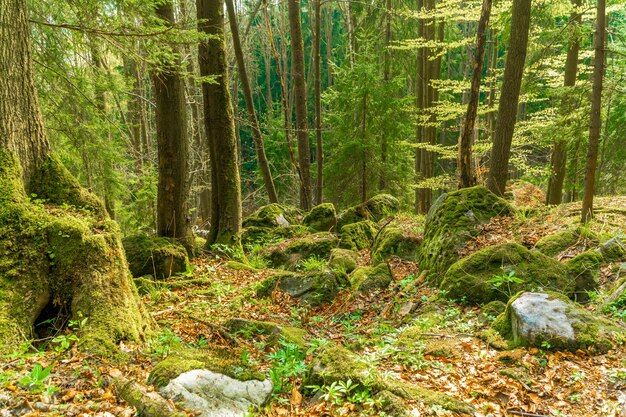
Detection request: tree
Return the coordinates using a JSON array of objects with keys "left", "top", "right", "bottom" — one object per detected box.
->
[
  {"left": 546, "top": 0, "right": 582, "bottom": 205},
  {"left": 486, "top": 0, "right": 532, "bottom": 196},
  {"left": 581, "top": 0, "right": 606, "bottom": 223},
  {"left": 313, "top": 0, "right": 324, "bottom": 204},
  {"left": 288, "top": 0, "right": 313, "bottom": 210},
  {"left": 152, "top": 2, "right": 191, "bottom": 248},
  {"left": 225, "top": 0, "right": 279, "bottom": 204},
  {"left": 458, "top": 0, "right": 492, "bottom": 188},
  {"left": 0, "top": 0, "right": 150, "bottom": 353},
  {"left": 197, "top": 0, "right": 243, "bottom": 246}
]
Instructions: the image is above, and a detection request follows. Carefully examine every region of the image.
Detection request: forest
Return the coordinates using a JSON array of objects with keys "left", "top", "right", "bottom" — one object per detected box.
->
[{"left": 1, "top": 0, "right": 626, "bottom": 415}]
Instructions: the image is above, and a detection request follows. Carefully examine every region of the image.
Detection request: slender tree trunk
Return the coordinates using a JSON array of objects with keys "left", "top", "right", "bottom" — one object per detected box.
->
[
  {"left": 313, "top": 0, "right": 324, "bottom": 204},
  {"left": 152, "top": 2, "right": 191, "bottom": 248},
  {"left": 414, "top": 0, "right": 425, "bottom": 213},
  {"left": 546, "top": 0, "right": 581, "bottom": 205},
  {"left": 486, "top": 0, "right": 532, "bottom": 196},
  {"left": 288, "top": 0, "right": 313, "bottom": 210},
  {"left": 197, "top": 0, "right": 243, "bottom": 246},
  {"left": 361, "top": 93, "right": 368, "bottom": 203},
  {"left": 380, "top": 0, "right": 392, "bottom": 190},
  {"left": 459, "top": 0, "right": 492, "bottom": 188},
  {"left": 487, "top": 29, "right": 498, "bottom": 138},
  {"left": 581, "top": 0, "right": 606, "bottom": 223},
  {"left": 226, "top": 0, "right": 279, "bottom": 203}
]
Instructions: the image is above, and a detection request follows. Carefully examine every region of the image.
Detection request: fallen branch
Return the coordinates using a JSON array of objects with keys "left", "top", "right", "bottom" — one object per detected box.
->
[
  {"left": 507, "top": 410, "right": 550, "bottom": 417},
  {"left": 172, "top": 311, "right": 239, "bottom": 346},
  {"left": 109, "top": 371, "right": 187, "bottom": 417}
]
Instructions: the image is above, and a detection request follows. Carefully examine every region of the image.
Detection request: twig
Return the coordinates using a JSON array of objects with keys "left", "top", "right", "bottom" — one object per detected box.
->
[
  {"left": 171, "top": 312, "right": 239, "bottom": 346},
  {"left": 507, "top": 410, "right": 550, "bottom": 417}
]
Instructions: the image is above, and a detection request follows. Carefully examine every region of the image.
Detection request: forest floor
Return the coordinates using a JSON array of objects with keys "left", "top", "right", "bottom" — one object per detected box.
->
[{"left": 2, "top": 196, "right": 626, "bottom": 417}]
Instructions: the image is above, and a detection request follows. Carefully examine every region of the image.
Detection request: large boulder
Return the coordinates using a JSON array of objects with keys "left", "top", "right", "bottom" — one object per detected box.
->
[
  {"left": 371, "top": 226, "right": 421, "bottom": 264},
  {"left": 123, "top": 233, "right": 189, "bottom": 279},
  {"left": 242, "top": 203, "right": 304, "bottom": 228},
  {"left": 241, "top": 224, "right": 309, "bottom": 248},
  {"left": 440, "top": 243, "right": 573, "bottom": 304},
  {"left": 303, "top": 203, "right": 337, "bottom": 232},
  {"left": 261, "top": 232, "right": 339, "bottom": 269},
  {"left": 350, "top": 264, "right": 393, "bottom": 293},
  {"left": 336, "top": 194, "right": 400, "bottom": 229},
  {"left": 418, "top": 186, "right": 511, "bottom": 283},
  {"left": 492, "top": 292, "right": 624, "bottom": 353},
  {"left": 160, "top": 370, "right": 272, "bottom": 417},
  {"left": 224, "top": 318, "right": 307, "bottom": 347},
  {"left": 533, "top": 228, "right": 598, "bottom": 258},
  {"left": 338, "top": 220, "right": 378, "bottom": 251},
  {"left": 256, "top": 269, "right": 349, "bottom": 306},
  {"left": 303, "top": 346, "right": 474, "bottom": 415}
]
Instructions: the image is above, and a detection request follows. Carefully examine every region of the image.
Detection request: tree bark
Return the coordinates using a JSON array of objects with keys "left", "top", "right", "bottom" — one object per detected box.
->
[
  {"left": 458, "top": 0, "right": 492, "bottom": 188},
  {"left": 314, "top": 0, "right": 324, "bottom": 204},
  {"left": 380, "top": 0, "right": 392, "bottom": 190},
  {"left": 414, "top": 0, "right": 425, "bottom": 213},
  {"left": 581, "top": 0, "right": 606, "bottom": 223},
  {"left": 486, "top": 0, "right": 532, "bottom": 196},
  {"left": 197, "top": 0, "right": 243, "bottom": 246},
  {"left": 0, "top": 0, "right": 150, "bottom": 353},
  {"left": 225, "top": 0, "right": 279, "bottom": 204},
  {"left": 288, "top": 0, "right": 313, "bottom": 210},
  {"left": 152, "top": 2, "right": 191, "bottom": 248},
  {"left": 546, "top": 0, "right": 581, "bottom": 205}
]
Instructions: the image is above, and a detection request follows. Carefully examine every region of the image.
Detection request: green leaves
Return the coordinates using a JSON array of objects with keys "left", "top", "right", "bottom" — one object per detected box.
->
[{"left": 18, "top": 363, "right": 55, "bottom": 394}]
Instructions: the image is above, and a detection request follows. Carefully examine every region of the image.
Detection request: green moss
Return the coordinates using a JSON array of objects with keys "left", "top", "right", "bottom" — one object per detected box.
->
[
  {"left": 490, "top": 312, "right": 513, "bottom": 340},
  {"left": 384, "top": 379, "right": 474, "bottom": 414},
  {"left": 0, "top": 151, "right": 151, "bottom": 355},
  {"left": 303, "top": 203, "right": 337, "bottom": 232},
  {"left": 336, "top": 194, "right": 400, "bottom": 229},
  {"left": 224, "top": 318, "right": 307, "bottom": 347},
  {"left": 480, "top": 301, "right": 507, "bottom": 323},
  {"left": 241, "top": 225, "right": 310, "bottom": 248},
  {"left": 328, "top": 248, "right": 359, "bottom": 273},
  {"left": 350, "top": 264, "right": 393, "bottom": 293},
  {"left": 440, "top": 243, "right": 573, "bottom": 305},
  {"left": 257, "top": 270, "right": 348, "bottom": 306},
  {"left": 418, "top": 186, "right": 511, "bottom": 283},
  {"left": 338, "top": 221, "right": 377, "bottom": 252},
  {"left": 263, "top": 232, "right": 339, "bottom": 269},
  {"left": 599, "top": 236, "right": 626, "bottom": 262},
  {"left": 242, "top": 204, "right": 304, "bottom": 228},
  {"left": 374, "top": 390, "right": 409, "bottom": 417},
  {"left": 534, "top": 227, "right": 599, "bottom": 258},
  {"left": 148, "top": 348, "right": 264, "bottom": 388},
  {"left": 226, "top": 260, "right": 258, "bottom": 272},
  {"left": 566, "top": 250, "right": 603, "bottom": 302},
  {"left": 123, "top": 234, "right": 189, "bottom": 279},
  {"left": 371, "top": 226, "right": 421, "bottom": 264}
]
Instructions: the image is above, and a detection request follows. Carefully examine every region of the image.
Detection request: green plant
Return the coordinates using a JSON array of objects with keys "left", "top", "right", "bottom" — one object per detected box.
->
[
  {"left": 569, "top": 370, "right": 586, "bottom": 384},
  {"left": 51, "top": 333, "right": 79, "bottom": 353},
  {"left": 297, "top": 256, "right": 326, "bottom": 272},
  {"left": 267, "top": 341, "right": 307, "bottom": 395},
  {"left": 487, "top": 270, "right": 525, "bottom": 298},
  {"left": 148, "top": 328, "right": 182, "bottom": 358},
  {"left": 19, "top": 363, "right": 54, "bottom": 393}
]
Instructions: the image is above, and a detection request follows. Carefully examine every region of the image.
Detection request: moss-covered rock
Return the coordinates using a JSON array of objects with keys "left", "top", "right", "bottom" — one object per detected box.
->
[
  {"left": 303, "top": 203, "right": 337, "bottom": 232},
  {"left": 256, "top": 269, "right": 349, "bottom": 306},
  {"left": 123, "top": 234, "right": 189, "bottom": 279},
  {"left": 262, "top": 232, "right": 339, "bottom": 269},
  {"left": 599, "top": 236, "right": 626, "bottom": 262},
  {"left": 0, "top": 151, "right": 151, "bottom": 355},
  {"left": 336, "top": 194, "right": 400, "bottom": 229},
  {"left": 480, "top": 300, "right": 507, "bottom": 323},
  {"left": 371, "top": 226, "right": 421, "bottom": 264},
  {"left": 303, "top": 346, "right": 473, "bottom": 414},
  {"left": 242, "top": 204, "right": 304, "bottom": 228},
  {"left": 533, "top": 228, "right": 598, "bottom": 258},
  {"left": 148, "top": 348, "right": 264, "bottom": 388},
  {"left": 566, "top": 250, "right": 603, "bottom": 303},
  {"left": 492, "top": 291, "right": 624, "bottom": 353},
  {"left": 338, "top": 220, "right": 377, "bottom": 252},
  {"left": 374, "top": 390, "right": 409, "bottom": 417},
  {"left": 224, "top": 318, "right": 307, "bottom": 347},
  {"left": 328, "top": 248, "right": 359, "bottom": 273},
  {"left": 350, "top": 264, "right": 393, "bottom": 293},
  {"left": 418, "top": 186, "right": 511, "bottom": 283},
  {"left": 241, "top": 225, "right": 309, "bottom": 248},
  {"left": 440, "top": 243, "right": 573, "bottom": 305}
]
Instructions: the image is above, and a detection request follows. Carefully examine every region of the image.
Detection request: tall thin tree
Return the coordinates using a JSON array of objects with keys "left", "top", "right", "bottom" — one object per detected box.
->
[
  {"left": 313, "top": 0, "right": 323, "bottom": 204},
  {"left": 581, "top": 0, "right": 606, "bottom": 223},
  {"left": 486, "top": 0, "right": 532, "bottom": 196}
]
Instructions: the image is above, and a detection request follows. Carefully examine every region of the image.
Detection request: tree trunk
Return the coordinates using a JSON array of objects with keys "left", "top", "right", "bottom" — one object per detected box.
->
[
  {"left": 225, "top": 0, "right": 279, "bottom": 204},
  {"left": 380, "top": 0, "right": 392, "bottom": 190},
  {"left": 546, "top": 0, "right": 581, "bottom": 205},
  {"left": 414, "top": 0, "right": 425, "bottom": 213},
  {"left": 288, "top": 0, "right": 313, "bottom": 210},
  {"left": 314, "top": 0, "right": 324, "bottom": 204},
  {"left": 152, "top": 2, "right": 191, "bottom": 248},
  {"left": 458, "top": 0, "right": 492, "bottom": 188},
  {"left": 581, "top": 0, "right": 606, "bottom": 223},
  {"left": 197, "top": 0, "right": 243, "bottom": 246},
  {"left": 486, "top": 0, "right": 532, "bottom": 196},
  {"left": 0, "top": 0, "right": 151, "bottom": 354},
  {"left": 487, "top": 29, "right": 498, "bottom": 139}
]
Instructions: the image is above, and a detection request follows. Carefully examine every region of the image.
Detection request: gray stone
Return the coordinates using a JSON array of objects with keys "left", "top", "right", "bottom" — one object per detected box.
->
[{"left": 160, "top": 369, "right": 272, "bottom": 417}]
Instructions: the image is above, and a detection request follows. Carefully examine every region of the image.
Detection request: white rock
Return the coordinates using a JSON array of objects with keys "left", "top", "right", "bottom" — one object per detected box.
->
[
  {"left": 510, "top": 292, "right": 577, "bottom": 345},
  {"left": 160, "top": 369, "right": 272, "bottom": 417}
]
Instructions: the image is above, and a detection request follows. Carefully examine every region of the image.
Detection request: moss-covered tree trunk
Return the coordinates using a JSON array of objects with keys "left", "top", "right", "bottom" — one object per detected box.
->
[
  {"left": 197, "top": 0, "right": 243, "bottom": 247},
  {"left": 0, "top": 0, "right": 151, "bottom": 354}
]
